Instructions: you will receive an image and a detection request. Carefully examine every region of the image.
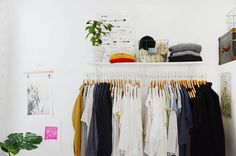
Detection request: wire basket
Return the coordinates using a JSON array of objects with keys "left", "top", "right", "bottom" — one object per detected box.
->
[
  {"left": 226, "top": 7, "right": 236, "bottom": 30},
  {"left": 138, "top": 39, "right": 168, "bottom": 62}
]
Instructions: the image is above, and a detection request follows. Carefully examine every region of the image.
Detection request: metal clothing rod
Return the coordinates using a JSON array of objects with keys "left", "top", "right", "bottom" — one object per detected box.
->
[{"left": 84, "top": 72, "right": 208, "bottom": 80}]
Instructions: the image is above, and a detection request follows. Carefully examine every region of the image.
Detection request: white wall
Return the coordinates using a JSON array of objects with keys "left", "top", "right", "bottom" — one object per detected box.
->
[
  {"left": 3, "top": 0, "right": 236, "bottom": 156},
  {"left": 0, "top": 0, "right": 8, "bottom": 141},
  {"left": 219, "top": 62, "right": 236, "bottom": 156}
]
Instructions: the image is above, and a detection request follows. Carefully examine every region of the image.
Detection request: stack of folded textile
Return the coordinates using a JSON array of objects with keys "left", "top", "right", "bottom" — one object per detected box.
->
[
  {"left": 168, "top": 43, "right": 202, "bottom": 62},
  {"left": 109, "top": 53, "right": 136, "bottom": 63}
]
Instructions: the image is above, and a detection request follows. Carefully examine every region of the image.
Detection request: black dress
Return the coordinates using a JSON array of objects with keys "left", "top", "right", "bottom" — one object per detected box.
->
[{"left": 190, "top": 83, "right": 225, "bottom": 156}]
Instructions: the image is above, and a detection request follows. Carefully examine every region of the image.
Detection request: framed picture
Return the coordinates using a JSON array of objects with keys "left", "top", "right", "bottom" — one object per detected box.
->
[
  {"left": 220, "top": 72, "right": 232, "bottom": 118},
  {"left": 26, "top": 72, "right": 53, "bottom": 116},
  {"left": 45, "top": 126, "right": 59, "bottom": 141}
]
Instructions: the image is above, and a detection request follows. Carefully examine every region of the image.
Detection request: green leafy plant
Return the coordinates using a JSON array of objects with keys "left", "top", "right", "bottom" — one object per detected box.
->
[
  {"left": 0, "top": 132, "right": 42, "bottom": 156},
  {"left": 86, "top": 20, "right": 113, "bottom": 46}
]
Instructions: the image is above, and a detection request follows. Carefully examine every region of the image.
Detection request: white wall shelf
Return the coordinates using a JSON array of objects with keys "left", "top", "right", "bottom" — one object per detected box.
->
[{"left": 88, "top": 61, "right": 204, "bottom": 66}]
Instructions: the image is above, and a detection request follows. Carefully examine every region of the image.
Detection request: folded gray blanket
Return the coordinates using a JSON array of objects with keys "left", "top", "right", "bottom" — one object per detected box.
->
[
  {"left": 170, "top": 51, "right": 201, "bottom": 57},
  {"left": 169, "top": 43, "right": 202, "bottom": 53}
]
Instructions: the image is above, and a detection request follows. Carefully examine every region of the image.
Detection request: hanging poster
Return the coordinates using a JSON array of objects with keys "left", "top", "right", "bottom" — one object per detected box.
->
[
  {"left": 220, "top": 72, "right": 232, "bottom": 118},
  {"left": 27, "top": 73, "right": 53, "bottom": 116},
  {"left": 99, "top": 14, "right": 135, "bottom": 62}
]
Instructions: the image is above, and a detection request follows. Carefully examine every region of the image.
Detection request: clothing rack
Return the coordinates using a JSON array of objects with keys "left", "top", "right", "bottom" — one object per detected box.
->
[
  {"left": 83, "top": 72, "right": 208, "bottom": 99},
  {"left": 74, "top": 71, "right": 225, "bottom": 156}
]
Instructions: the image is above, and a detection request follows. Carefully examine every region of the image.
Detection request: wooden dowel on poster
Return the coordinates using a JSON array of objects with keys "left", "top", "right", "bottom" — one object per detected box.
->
[
  {"left": 24, "top": 70, "right": 55, "bottom": 79},
  {"left": 24, "top": 70, "right": 55, "bottom": 75}
]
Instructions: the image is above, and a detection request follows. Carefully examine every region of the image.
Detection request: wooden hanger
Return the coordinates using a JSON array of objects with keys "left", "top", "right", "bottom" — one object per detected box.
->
[
  {"left": 108, "top": 79, "right": 112, "bottom": 90},
  {"left": 158, "top": 81, "right": 161, "bottom": 89},
  {"left": 184, "top": 80, "right": 187, "bottom": 88},
  {"left": 188, "top": 91, "right": 192, "bottom": 99},
  {"left": 137, "top": 80, "right": 141, "bottom": 88},
  {"left": 150, "top": 80, "right": 153, "bottom": 89},
  {"left": 118, "top": 79, "right": 121, "bottom": 88},
  {"left": 191, "top": 80, "right": 196, "bottom": 94},
  {"left": 197, "top": 80, "right": 200, "bottom": 87},
  {"left": 179, "top": 80, "right": 182, "bottom": 86}
]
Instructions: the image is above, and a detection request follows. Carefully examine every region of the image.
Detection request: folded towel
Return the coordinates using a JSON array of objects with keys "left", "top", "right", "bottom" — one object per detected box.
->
[
  {"left": 109, "top": 53, "right": 136, "bottom": 63},
  {"left": 168, "top": 55, "right": 202, "bottom": 62},
  {"left": 170, "top": 51, "right": 201, "bottom": 57},
  {"left": 110, "top": 58, "right": 135, "bottom": 63},
  {"left": 169, "top": 43, "right": 202, "bottom": 53},
  {"left": 110, "top": 53, "right": 135, "bottom": 60}
]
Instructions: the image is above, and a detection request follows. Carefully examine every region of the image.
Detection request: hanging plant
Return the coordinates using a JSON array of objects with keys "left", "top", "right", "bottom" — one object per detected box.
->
[
  {"left": 0, "top": 132, "right": 43, "bottom": 156},
  {"left": 86, "top": 20, "right": 113, "bottom": 46}
]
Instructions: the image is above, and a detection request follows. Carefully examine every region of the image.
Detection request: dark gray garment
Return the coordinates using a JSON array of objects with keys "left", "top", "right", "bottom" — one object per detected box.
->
[
  {"left": 182, "top": 88, "right": 193, "bottom": 129},
  {"left": 178, "top": 87, "right": 194, "bottom": 156},
  {"left": 81, "top": 86, "right": 88, "bottom": 156},
  {"left": 86, "top": 84, "right": 101, "bottom": 156},
  {"left": 178, "top": 88, "right": 187, "bottom": 156},
  {"left": 96, "top": 83, "right": 112, "bottom": 156},
  {"left": 178, "top": 88, "right": 187, "bottom": 144},
  {"left": 169, "top": 43, "right": 202, "bottom": 53},
  {"left": 168, "top": 55, "right": 202, "bottom": 62},
  {"left": 170, "top": 51, "right": 201, "bottom": 57}
]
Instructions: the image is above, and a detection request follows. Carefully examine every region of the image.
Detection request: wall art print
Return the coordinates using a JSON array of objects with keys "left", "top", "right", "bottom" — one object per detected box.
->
[
  {"left": 44, "top": 126, "right": 58, "bottom": 140},
  {"left": 100, "top": 15, "right": 134, "bottom": 48},
  {"left": 99, "top": 15, "right": 135, "bottom": 62},
  {"left": 27, "top": 73, "right": 53, "bottom": 116},
  {"left": 220, "top": 72, "right": 232, "bottom": 118}
]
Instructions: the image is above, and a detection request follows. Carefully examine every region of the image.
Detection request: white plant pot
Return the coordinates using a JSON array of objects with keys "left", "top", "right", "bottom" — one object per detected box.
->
[{"left": 91, "top": 46, "right": 105, "bottom": 62}]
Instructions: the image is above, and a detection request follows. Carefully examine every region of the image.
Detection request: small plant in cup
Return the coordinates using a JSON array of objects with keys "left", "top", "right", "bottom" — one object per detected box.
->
[{"left": 86, "top": 20, "right": 113, "bottom": 46}]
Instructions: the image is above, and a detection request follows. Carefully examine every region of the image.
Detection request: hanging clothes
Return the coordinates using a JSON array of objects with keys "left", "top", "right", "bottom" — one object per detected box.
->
[
  {"left": 72, "top": 84, "right": 84, "bottom": 156},
  {"left": 167, "top": 83, "right": 179, "bottom": 156},
  {"left": 118, "top": 84, "right": 130, "bottom": 155},
  {"left": 86, "top": 83, "right": 113, "bottom": 156},
  {"left": 81, "top": 84, "right": 95, "bottom": 156},
  {"left": 112, "top": 86, "right": 122, "bottom": 156},
  {"left": 73, "top": 79, "right": 225, "bottom": 156},
  {"left": 144, "top": 86, "right": 167, "bottom": 156},
  {"left": 86, "top": 84, "right": 99, "bottom": 156},
  {"left": 97, "top": 83, "right": 113, "bottom": 156},
  {"left": 81, "top": 85, "right": 88, "bottom": 156},
  {"left": 144, "top": 88, "right": 152, "bottom": 155},
  {"left": 119, "top": 84, "right": 143, "bottom": 156},
  {"left": 81, "top": 84, "right": 95, "bottom": 137},
  {"left": 177, "top": 86, "right": 193, "bottom": 156},
  {"left": 190, "top": 83, "right": 225, "bottom": 156}
]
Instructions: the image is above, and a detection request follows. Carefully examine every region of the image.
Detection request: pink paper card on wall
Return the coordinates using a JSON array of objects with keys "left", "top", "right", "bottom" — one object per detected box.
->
[{"left": 44, "top": 126, "right": 58, "bottom": 140}]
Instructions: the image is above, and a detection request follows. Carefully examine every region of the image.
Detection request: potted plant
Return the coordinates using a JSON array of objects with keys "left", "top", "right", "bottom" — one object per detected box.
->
[
  {"left": 86, "top": 20, "right": 113, "bottom": 62},
  {"left": 0, "top": 132, "right": 42, "bottom": 156}
]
